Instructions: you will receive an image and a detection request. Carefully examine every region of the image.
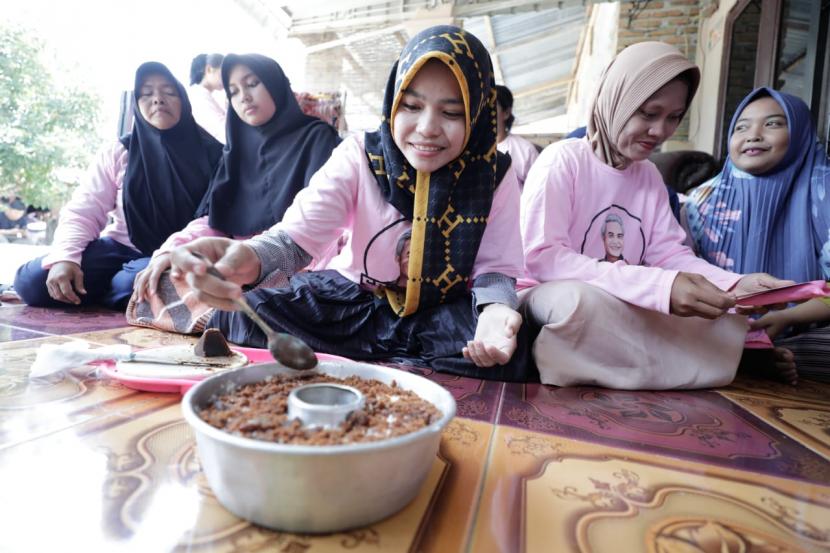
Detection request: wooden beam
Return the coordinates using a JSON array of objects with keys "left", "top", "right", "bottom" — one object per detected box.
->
[
  {"left": 753, "top": 0, "right": 782, "bottom": 87},
  {"left": 339, "top": 46, "right": 386, "bottom": 117},
  {"left": 456, "top": 0, "right": 581, "bottom": 17},
  {"left": 566, "top": 3, "right": 592, "bottom": 107},
  {"left": 513, "top": 77, "right": 573, "bottom": 98},
  {"left": 289, "top": 13, "right": 409, "bottom": 34},
  {"left": 304, "top": 24, "right": 406, "bottom": 53},
  {"left": 233, "top": 0, "right": 292, "bottom": 33}
]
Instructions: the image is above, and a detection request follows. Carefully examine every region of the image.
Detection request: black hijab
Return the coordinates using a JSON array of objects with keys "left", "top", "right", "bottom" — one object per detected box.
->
[
  {"left": 364, "top": 26, "right": 510, "bottom": 317},
  {"left": 196, "top": 54, "right": 341, "bottom": 236},
  {"left": 120, "top": 62, "right": 223, "bottom": 256}
]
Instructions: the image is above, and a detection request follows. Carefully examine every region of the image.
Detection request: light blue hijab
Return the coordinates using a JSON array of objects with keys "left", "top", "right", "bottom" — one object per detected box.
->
[{"left": 686, "top": 87, "right": 830, "bottom": 281}]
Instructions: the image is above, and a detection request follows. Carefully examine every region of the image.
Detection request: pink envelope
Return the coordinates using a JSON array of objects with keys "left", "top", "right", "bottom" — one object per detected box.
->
[{"left": 735, "top": 280, "right": 828, "bottom": 307}]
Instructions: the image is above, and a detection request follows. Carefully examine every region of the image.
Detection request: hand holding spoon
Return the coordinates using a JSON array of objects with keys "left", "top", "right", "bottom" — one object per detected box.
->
[{"left": 191, "top": 252, "right": 318, "bottom": 370}]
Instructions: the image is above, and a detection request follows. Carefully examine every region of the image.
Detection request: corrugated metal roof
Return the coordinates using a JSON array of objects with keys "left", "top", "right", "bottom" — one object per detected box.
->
[
  {"left": 464, "top": 6, "right": 585, "bottom": 125},
  {"left": 236, "top": 0, "right": 590, "bottom": 129}
]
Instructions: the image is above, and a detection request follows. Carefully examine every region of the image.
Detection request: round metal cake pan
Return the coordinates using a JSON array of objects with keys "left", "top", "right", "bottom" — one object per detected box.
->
[{"left": 181, "top": 359, "right": 456, "bottom": 533}]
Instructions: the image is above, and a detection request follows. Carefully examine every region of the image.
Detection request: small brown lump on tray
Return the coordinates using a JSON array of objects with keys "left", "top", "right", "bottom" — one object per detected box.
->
[{"left": 195, "top": 328, "right": 233, "bottom": 357}]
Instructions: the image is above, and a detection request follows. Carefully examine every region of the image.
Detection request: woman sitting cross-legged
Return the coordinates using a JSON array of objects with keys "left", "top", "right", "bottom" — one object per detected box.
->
[
  {"left": 519, "top": 42, "right": 791, "bottom": 390},
  {"left": 14, "top": 62, "right": 222, "bottom": 310},
  {"left": 685, "top": 87, "right": 830, "bottom": 382}
]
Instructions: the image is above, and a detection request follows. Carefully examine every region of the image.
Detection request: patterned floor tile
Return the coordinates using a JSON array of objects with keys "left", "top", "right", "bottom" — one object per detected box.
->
[
  {"left": 4, "top": 300, "right": 829, "bottom": 552},
  {"left": 498, "top": 383, "right": 830, "bottom": 482},
  {"left": 0, "top": 323, "right": 51, "bottom": 342},
  {"left": 415, "top": 373, "right": 504, "bottom": 424},
  {"left": 721, "top": 391, "right": 830, "bottom": 461},
  {"left": 0, "top": 402, "right": 492, "bottom": 553},
  {"left": 418, "top": 418, "right": 497, "bottom": 552},
  {"left": 336, "top": 360, "right": 505, "bottom": 424},
  {"left": 0, "top": 304, "right": 129, "bottom": 335},
  {"left": 723, "top": 374, "right": 830, "bottom": 405},
  {"left": 468, "top": 426, "right": 830, "bottom": 553},
  {"left": 0, "top": 333, "right": 184, "bottom": 447}
]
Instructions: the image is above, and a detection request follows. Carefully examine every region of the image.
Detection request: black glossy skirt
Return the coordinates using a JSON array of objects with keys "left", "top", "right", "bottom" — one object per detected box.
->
[{"left": 208, "top": 270, "right": 536, "bottom": 381}]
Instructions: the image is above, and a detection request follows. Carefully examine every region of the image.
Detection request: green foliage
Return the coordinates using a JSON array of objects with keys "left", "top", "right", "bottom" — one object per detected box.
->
[{"left": 0, "top": 24, "right": 101, "bottom": 210}]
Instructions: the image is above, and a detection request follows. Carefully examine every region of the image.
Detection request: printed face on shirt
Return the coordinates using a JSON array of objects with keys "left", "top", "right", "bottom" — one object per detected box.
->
[
  {"left": 137, "top": 74, "right": 182, "bottom": 130},
  {"left": 397, "top": 238, "right": 411, "bottom": 287},
  {"left": 729, "top": 96, "right": 789, "bottom": 175},
  {"left": 227, "top": 64, "right": 277, "bottom": 127},
  {"left": 392, "top": 59, "right": 466, "bottom": 173},
  {"left": 582, "top": 207, "right": 643, "bottom": 264},
  {"left": 602, "top": 219, "right": 625, "bottom": 261},
  {"left": 616, "top": 78, "right": 688, "bottom": 163}
]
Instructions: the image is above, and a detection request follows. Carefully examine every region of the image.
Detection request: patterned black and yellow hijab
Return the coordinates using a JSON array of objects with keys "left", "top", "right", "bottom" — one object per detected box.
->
[{"left": 364, "top": 25, "right": 509, "bottom": 317}]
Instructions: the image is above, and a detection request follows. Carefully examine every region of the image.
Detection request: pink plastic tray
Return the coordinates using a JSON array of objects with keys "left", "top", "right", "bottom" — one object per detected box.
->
[
  {"left": 98, "top": 347, "right": 348, "bottom": 394},
  {"left": 735, "top": 280, "right": 828, "bottom": 306}
]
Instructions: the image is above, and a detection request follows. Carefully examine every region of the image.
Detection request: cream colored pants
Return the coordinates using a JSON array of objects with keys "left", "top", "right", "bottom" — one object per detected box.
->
[{"left": 520, "top": 281, "right": 747, "bottom": 390}]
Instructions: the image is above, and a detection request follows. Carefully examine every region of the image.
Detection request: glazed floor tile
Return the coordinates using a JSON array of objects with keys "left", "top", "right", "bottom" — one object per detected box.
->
[
  {"left": 0, "top": 323, "right": 52, "bottom": 342},
  {"left": 0, "top": 333, "right": 187, "bottom": 447},
  {"left": 376, "top": 361, "right": 506, "bottom": 423},
  {"left": 721, "top": 390, "right": 830, "bottom": 461},
  {"left": 0, "top": 304, "right": 130, "bottom": 335},
  {"left": 3, "top": 301, "right": 829, "bottom": 552},
  {"left": 469, "top": 426, "right": 830, "bottom": 553},
  {"left": 420, "top": 418, "right": 497, "bottom": 552},
  {"left": 66, "top": 325, "right": 200, "bottom": 349},
  {"left": 498, "top": 382, "right": 830, "bottom": 482},
  {"left": 0, "top": 402, "right": 491, "bottom": 553},
  {"left": 722, "top": 374, "right": 830, "bottom": 405}
]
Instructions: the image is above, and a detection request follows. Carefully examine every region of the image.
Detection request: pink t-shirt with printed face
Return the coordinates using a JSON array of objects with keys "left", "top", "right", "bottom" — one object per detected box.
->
[
  {"left": 521, "top": 138, "right": 742, "bottom": 314},
  {"left": 273, "top": 134, "right": 526, "bottom": 287}
]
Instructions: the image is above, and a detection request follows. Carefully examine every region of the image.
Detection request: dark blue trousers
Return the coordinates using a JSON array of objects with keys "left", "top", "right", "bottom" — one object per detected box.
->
[{"left": 14, "top": 238, "right": 149, "bottom": 310}]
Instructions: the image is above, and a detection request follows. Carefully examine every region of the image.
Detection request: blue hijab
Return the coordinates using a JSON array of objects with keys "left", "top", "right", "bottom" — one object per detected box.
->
[{"left": 686, "top": 87, "right": 830, "bottom": 281}]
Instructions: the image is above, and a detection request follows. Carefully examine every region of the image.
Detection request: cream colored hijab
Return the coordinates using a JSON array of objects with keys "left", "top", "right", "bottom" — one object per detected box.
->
[{"left": 587, "top": 41, "right": 700, "bottom": 169}]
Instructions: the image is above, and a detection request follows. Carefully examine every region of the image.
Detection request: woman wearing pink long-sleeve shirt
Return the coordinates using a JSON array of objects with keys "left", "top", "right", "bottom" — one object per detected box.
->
[
  {"left": 165, "top": 27, "right": 535, "bottom": 380},
  {"left": 519, "top": 42, "right": 790, "bottom": 389},
  {"left": 14, "top": 62, "right": 222, "bottom": 310}
]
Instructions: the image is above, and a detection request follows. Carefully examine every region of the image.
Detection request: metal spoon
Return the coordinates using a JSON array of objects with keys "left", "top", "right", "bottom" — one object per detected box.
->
[{"left": 191, "top": 252, "right": 318, "bottom": 371}]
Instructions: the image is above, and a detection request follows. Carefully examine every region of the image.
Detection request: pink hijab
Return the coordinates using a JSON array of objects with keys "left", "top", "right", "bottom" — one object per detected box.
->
[{"left": 587, "top": 41, "right": 700, "bottom": 169}]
